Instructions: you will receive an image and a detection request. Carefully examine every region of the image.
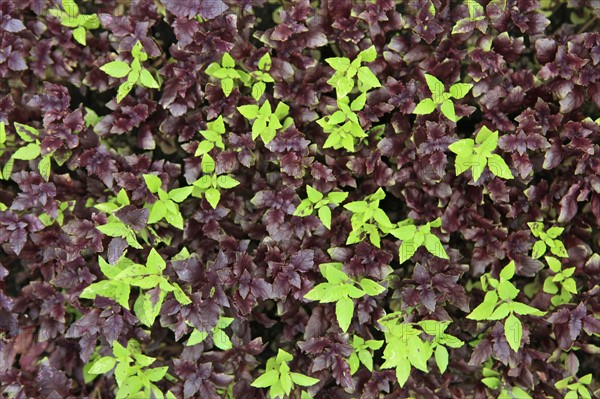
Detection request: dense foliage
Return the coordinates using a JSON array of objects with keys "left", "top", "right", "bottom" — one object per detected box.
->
[{"left": 1, "top": 0, "right": 600, "bottom": 398}]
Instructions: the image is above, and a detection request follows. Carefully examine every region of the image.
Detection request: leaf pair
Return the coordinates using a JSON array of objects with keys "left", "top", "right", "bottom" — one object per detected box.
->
[
  {"left": 304, "top": 263, "right": 385, "bottom": 332},
  {"left": 100, "top": 41, "right": 160, "bottom": 103},
  {"left": 293, "top": 185, "right": 348, "bottom": 229},
  {"left": 238, "top": 100, "right": 292, "bottom": 144},
  {"left": 448, "top": 126, "right": 513, "bottom": 181},
  {"left": 413, "top": 73, "right": 472, "bottom": 122}
]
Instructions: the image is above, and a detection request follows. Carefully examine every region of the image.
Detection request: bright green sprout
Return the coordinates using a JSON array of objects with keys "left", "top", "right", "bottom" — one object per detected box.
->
[
  {"left": 467, "top": 261, "right": 546, "bottom": 353},
  {"left": 87, "top": 339, "right": 174, "bottom": 399},
  {"left": 0, "top": 122, "right": 52, "bottom": 182},
  {"left": 49, "top": 0, "right": 100, "bottom": 45},
  {"left": 481, "top": 365, "right": 533, "bottom": 397},
  {"left": 205, "top": 52, "right": 251, "bottom": 97},
  {"left": 250, "top": 349, "right": 320, "bottom": 399},
  {"left": 293, "top": 185, "right": 348, "bottom": 229},
  {"left": 249, "top": 53, "right": 275, "bottom": 101},
  {"left": 317, "top": 93, "right": 368, "bottom": 152},
  {"left": 195, "top": 115, "right": 226, "bottom": 157},
  {"left": 413, "top": 73, "right": 472, "bottom": 122},
  {"left": 543, "top": 256, "right": 577, "bottom": 306},
  {"left": 143, "top": 174, "right": 193, "bottom": 230},
  {"left": 344, "top": 188, "right": 395, "bottom": 248},
  {"left": 378, "top": 312, "right": 463, "bottom": 387},
  {"left": 448, "top": 126, "right": 513, "bottom": 181},
  {"left": 304, "top": 262, "right": 386, "bottom": 332},
  {"left": 555, "top": 373, "right": 593, "bottom": 399},
  {"left": 237, "top": 100, "right": 292, "bottom": 144},
  {"left": 80, "top": 250, "right": 191, "bottom": 327},
  {"left": 100, "top": 41, "right": 160, "bottom": 103},
  {"left": 191, "top": 157, "right": 240, "bottom": 209},
  {"left": 348, "top": 335, "right": 384, "bottom": 374},
  {"left": 326, "top": 45, "right": 381, "bottom": 98},
  {"left": 389, "top": 217, "right": 449, "bottom": 263},
  {"left": 528, "top": 222, "right": 568, "bottom": 258}
]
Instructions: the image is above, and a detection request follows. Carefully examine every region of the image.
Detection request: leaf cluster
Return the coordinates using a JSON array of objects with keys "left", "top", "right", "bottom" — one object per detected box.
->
[
  {"left": 543, "top": 256, "right": 577, "bottom": 306},
  {"left": 191, "top": 166, "right": 240, "bottom": 209},
  {"left": 348, "top": 335, "right": 383, "bottom": 374},
  {"left": 343, "top": 188, "right": 395, "bottom": 248},
  {"left": 555, "top": 373, "right": 593, "bottom": 399},
  {"left": 249, "top": 53, "right": 275, "bottom": 101},
  {"left": 95, "top": 188, "right": 162, "bottom": 252},
  {"left": 195, "top": 116, "right": 226, "bottom": 157}
]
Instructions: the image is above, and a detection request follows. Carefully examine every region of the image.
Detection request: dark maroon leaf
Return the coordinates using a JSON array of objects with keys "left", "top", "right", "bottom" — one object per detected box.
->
[
  {"left": 162, "top": 0, "right": 228, "bottom": 19},
  {"left": 115, "top": 205, "right": 149, "bottom": 231}
]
